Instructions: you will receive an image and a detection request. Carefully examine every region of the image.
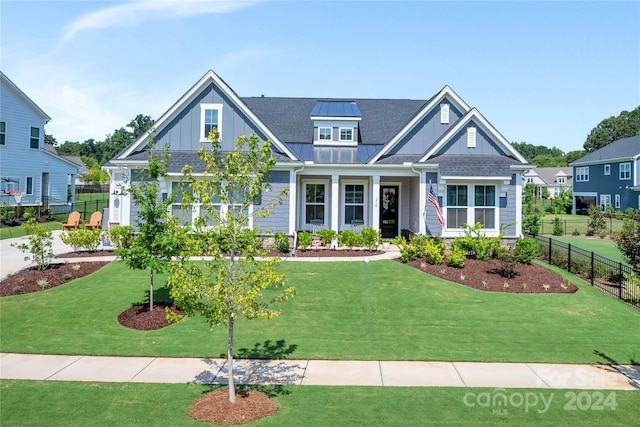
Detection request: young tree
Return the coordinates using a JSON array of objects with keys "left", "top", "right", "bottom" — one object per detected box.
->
[
  {"left": 553, "top": 187, "right": 572, "bottom": 216},
  {"left": 522, "top": 183, "right": 541, "bottom": 236},
  {"left": 117, "top": 137, "right": 179, "bottom": 311},
  {"left": 167, "top": 130, "right": 295, "bottom": 404},
  {"left": 587, "top": 204, "right": 606, "bottom": 236},
  {"left": 612, "top": 209, "right": 640, "bottom": 270}
]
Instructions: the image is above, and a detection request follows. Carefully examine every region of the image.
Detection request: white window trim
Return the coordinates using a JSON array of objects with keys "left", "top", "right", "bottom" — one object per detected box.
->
[
  {"left": 26, "top": 176, "right": 34, "bottom": 195},
  {"left": 615, "top": 194, "right": 620, "bottom": 209},
  {"left": 557, "top": 176, "right": 566, "bottom": 184},
  {"left": 600, "top": 194, "right": 611, "bottom": 209},
  {"left": 0, "top": 121, "right": 6, "bottom": 145},
  {"left": 302, "top": 179, "right": 329, "bottom": 229},
  {"left": 444, "top": 183, "right": 498, "bottom": 233},
  {"left": 341, "top": 180, "right": 368, "bottom": 229},
  {"left": 576, "top": 166, "right": 589, "bottom": 182},
  {"left": 440, "top": 103, "right": 450, "bottom": 124},
  {"left": 467, "top": 126, "right": 476, "bottom": 148},
  {"left": 318, "top": 127, "right": 332, "bottom": 142},
  {"left": 30, "top": 126, "right": 40, "bottom": 149},
  {"left": 604, "top": 164, "right": 610, "bottom": 175},
  {"left": 339, "top": 127, "right": 353, "bottom": 142},
  {"left": 1, "top": 176, "right": 19, "bottom": 194},
  {"left": 200, "top": 103, "right": 223, "bottom": 142},
  {"left": 620, "top": 162, "right": 631, "bottom": 180}
]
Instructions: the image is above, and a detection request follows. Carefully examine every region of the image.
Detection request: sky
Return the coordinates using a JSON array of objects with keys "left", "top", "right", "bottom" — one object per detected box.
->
[{"left": 2, "top": 0, "right": 639, "bottom": 154}]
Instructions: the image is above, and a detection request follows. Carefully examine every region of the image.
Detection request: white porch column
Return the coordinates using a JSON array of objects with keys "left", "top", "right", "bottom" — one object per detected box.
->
[
  {"left": 289, "top": 170, "right": 297, "bottom": 234},
  {"left": 514, "top": 173, "right": 523, "bottom": 237},
  {"left": 372, "top": 175, "right": 380, "bottom": 230},
  {"left": 331, "top": 174, "right": 339, "bottom": 231},
  {"left": 419, "top": 172, "right": 427, "bottom": 235}
]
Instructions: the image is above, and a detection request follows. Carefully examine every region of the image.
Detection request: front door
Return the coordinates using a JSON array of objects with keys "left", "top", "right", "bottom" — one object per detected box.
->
[{"left": 380, "top": 186, "right": 398, "bottom": 239}]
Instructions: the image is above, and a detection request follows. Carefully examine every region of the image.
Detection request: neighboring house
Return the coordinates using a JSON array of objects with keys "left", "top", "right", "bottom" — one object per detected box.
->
[
  {"left": 570, "top": 135, "right": 640, "bottom": 214},
  {"left": 0, "top": 71, "right": 79, "bottom": 212},
  {"left": 105, "top": 70, "right": 532, "bottom": 238},
  {"left": 523, "top": 167, "right": 572, "bottom": 198},
  {"left": 62, "top": 155, "right": 89, "bottom": 186}
]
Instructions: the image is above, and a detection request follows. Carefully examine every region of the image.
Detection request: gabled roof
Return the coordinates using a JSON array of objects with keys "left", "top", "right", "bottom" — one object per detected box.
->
[
  {"left": 570, "top": 135, "right": 640, "bottom": 166},
  {"left": 524, "top": 167, "right": 572, "bottom": 186},
  {"left": 116, "top": 70, "right": 298, "bottom": 161},
  {"left": 368, "top": 86, "right": 470, "bottom": 163},
  {"left": 0, "top": 71, "right": 51, "bottom": 123},
  {"left": 418, "top": 108, "right": 528, "bottom": 164},
  {"left": 422, "top": 154, "right": 515, "bottom": 179}
]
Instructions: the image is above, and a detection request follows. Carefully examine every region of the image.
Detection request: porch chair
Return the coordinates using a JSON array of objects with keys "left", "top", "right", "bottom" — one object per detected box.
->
[
  {"left": 61, "top": 211, "right": 81, "bottom": 230},
  {"left": 84, "top": 211, "right": 102, "bottom": 230}
]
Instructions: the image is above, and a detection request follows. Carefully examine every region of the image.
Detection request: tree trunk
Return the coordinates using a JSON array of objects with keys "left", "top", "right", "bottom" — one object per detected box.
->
[
  {"left": 228, "top": 314, "right": 236, "bottom": 403},
  {"left": 149, "top": 270, "right": 154, "bottom": 312}
]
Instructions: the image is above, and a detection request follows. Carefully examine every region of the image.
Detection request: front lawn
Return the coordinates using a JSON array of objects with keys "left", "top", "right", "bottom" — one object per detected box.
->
[
  {"left": 1, "top": 380, "right": 638, "bottom": 426},
  {"left": 1, "top": 260, "right": 638, "bottom": 364},
  {"left": 550, "top": 236, "right": 627, "bottom": 265}
]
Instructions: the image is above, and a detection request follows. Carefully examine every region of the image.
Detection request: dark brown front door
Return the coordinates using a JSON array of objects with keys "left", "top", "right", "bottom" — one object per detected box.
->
[{"left": 380, "top": 186, "right": 398, "bottom": 239}]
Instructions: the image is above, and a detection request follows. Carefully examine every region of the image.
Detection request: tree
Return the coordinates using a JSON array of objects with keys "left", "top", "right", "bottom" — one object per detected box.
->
[
  {"left": 541, "top": 187, "right": 550, "bottom": 200},
  {"left": 612, "top": 209, "right": 640, "bottom": 270},
  {"left": 167, "top": 130, "right": 295, "bottom": 404},
  {"left": 117, "top": 136, "right": 179, "bottom": 312},
  {"left": 553, "top": 187, "right": 572, "bottom": 216},
  {"left": 587, "top": 204, "right": 606, "bottom": 236},
  {"left": 583, "top": 107, "right": 640, "bottom": 152},
  {"left": 522, "top": 183, "right": 541, "bottom": 236},
  {"left": 44, "top": 134, "right": 57, "bottom": 147},
  {"left": 127, "top": 114, "right": 154, "bottom": 139}
]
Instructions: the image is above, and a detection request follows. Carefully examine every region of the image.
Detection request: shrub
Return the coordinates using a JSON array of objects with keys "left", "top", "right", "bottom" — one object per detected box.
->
[
  {"left": 273, "top": 232, "right": 290, "bottom": 253},
  {"left": 0, "top": 203, "right": 17, "bottom": 226},
  {"left": 317, "top": 229, "right": 337, "bottom": 248},
  {"left": 297, "top": 231, "right": 312, "bottom": 250},
  {"left": 447, "top": 245, "right": 466, "bottom": 268},
  {"left": 62, "top": 273, "right": 73, "bottom": 281},
  {"left": 552, "top": 216, "right": 564, "bottom": 236},
  {"left": 11, "top": 216, "right": 54, "bottom": 271},
  {"left": 60, "top": 228, "right": 101, "bottom": 252},
  {"left": 587, "top": 204, "right": 606, "bottom": 236},
  {"left": 513, "top": 238, "right": 539, "bottom": 264},
  {"left": 338, "top": 229, "right": 363, "bottom": 249},
  {"left": 109, "top": 225, "right": 134, "bottom": 249},
  {"left": 361, "top": 227, "right": 381, "bottom": 250},
  {"left": 37, "top": 279, "right": 50, "bottom": 289},
  {"left": 572, "top": 229, "right": 580, "bottom": 236},
  {"left": 496, "top": 246, "right": 518, "bottom": 278}
]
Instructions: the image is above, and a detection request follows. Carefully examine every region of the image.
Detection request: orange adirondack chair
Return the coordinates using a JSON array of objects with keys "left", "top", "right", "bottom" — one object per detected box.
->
[
  {"left": 61, "top": 211, "right": 81, "bottom": 230},
  {"left": 84, "top": 211, "right": 102, "bottom": 230}
]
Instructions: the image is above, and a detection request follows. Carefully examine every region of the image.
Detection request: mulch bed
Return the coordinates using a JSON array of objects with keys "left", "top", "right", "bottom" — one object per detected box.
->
[
  {"left": 56, "top": 250, "right": 116, "bottom": 258},
  {"left": 400, "top": 256, "right": 578, "bottom": 293},
  {"left": 190, "top": 389, "right": 278, "bottom": 425},
  {"left": 0, "top": 261, "right": 110, "bottom": 297},
  {"left": 291, "top": 248, "right": 382, "bottom": 257},
  {"left": 117, "top": 302, "right": 184, "bottom": 330}
]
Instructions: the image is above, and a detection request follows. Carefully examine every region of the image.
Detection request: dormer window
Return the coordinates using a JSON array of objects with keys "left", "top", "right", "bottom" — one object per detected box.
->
[
  {"left": 319, "top": 127, "right": 332, "bottom": 141},
  {"left": 339, "top": 127, "right": 353, "bottom": 142},
  {"left": 200, "top": 103, "right": 223, "bottom": 142},
  {"left": 557, "top": 176, "right": 566, "bottom": 184}
]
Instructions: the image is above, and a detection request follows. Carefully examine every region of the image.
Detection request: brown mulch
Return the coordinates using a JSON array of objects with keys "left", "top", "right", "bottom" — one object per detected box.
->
[
  {"left": 56, "top": 250, "right": 116, "bottom": 258},
  {"left": 190, "top": 389, "right": 278, "bottom": 425},
  {"left": 282, "top": 249, "right": 382, "bottom": 257},
  {"left": 117, "top": 302, "right": 184, "bottom": 330},
  {"left": 0, "top": 261, "right": 110, "bottom": 297},
  {"left": 401, "top": 256, "right": 578, "bottom": 293}
]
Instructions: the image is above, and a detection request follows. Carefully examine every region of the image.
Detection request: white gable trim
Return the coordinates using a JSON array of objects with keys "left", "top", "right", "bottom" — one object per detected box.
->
[
  {"left": 118, "top": 70, "right": 298, "bottom": 161},
  {"left": 1, "top": 71, "right": 51, "bottom": 123},
  {"left": 368, "top": 85, "right": 470, "bottom": 164},
  {"left": 418, "top": 108, "right": 527, "bottom": 164}
]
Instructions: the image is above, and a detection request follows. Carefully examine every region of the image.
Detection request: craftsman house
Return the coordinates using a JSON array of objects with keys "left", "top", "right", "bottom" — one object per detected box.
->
[
  {"left": 0, "top": 71, "right": 79, "bottom": 212},
  {"left": 523, "top": 167, "right": 572, "bottom": 199},
  {"left": 105, "top": 70, "right": 531, "bottom": 239},
  {"left": 570, "top": 135, "right": 640, "bottom": 214}
]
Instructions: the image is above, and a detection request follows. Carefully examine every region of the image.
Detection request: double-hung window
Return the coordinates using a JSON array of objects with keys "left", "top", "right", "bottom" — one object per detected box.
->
[
  {"left": 344, "top": 184, "right": 364, "bottom": 225},
  {"left": 171, "top": 182, "right": 193, "bottom": 225},
  {"left": 474, "top": 185, "right": 496, "bottom": 228},
  {"left": 339, "top": 127, "right": 353, "bottom": 142},
  {"left": 446, "top": 185, "right": 468, "bottom": 228},
  {"left": 600, "top": 194, "right": 611, "bottom": 210},
  {"left": 0, "top": 121, "right": 5, "bottom": 145},
  {"left": 30, "top": 127, "right": 39, "bottom": 149},
  {"left": 620, "top": 163, "right": 631, "bottom": 180},
  {"left": 26, "top": 177, "right": 33, "bottom": 195},
  {"left": 318, "top": 127, "right": 332, "bottom": 141},
  {"left": 575, "top": 166, "right": 589, "bottom": 182},
  {"left": 200, "top": 103, "right": 222, "bottom": 142},
  {"left": 305, "top": 183, "right": 326, "bottom": 225}
]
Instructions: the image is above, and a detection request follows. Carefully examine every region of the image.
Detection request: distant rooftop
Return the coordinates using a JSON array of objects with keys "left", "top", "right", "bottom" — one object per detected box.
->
[{"left": 310, "top": 101, "right": 362, "bottom": 118}]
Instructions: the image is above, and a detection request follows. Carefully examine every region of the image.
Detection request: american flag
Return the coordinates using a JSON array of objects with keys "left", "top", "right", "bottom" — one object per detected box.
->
[{"left": 428, "top": 184, "right": 445, "bottom": 227}]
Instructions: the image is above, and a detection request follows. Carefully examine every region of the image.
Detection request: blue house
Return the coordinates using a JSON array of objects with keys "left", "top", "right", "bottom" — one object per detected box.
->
[
  {"left": 0, "top": 72, "right": 80, "bottom": 213},
  {"left": 570, "top": 135, "right": 640, "bottom": 214},
  {"left": 106, "top": 70, "right": 532, "bottom": 239}
]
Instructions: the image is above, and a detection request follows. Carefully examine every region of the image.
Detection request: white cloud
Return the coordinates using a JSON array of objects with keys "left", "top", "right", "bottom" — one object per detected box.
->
[{"left": 63, "top": 0, "right": 259, "bottom": 41}]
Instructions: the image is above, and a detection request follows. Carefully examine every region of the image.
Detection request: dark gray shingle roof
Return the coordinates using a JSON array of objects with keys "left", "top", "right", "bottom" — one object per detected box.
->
[
  {"left": 571, "top": 135, "right": 640, "bottom": 165},
  {"left": 423, "top": 154, "right": 518, "bottom": 177}
]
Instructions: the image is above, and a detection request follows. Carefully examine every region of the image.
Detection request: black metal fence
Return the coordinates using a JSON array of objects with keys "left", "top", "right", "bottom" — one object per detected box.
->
[
  {"left": 533, "top": 235, "right": 639, "bottom": 309},
  {"left": 72, "top": 199, "right": 109, "bottom": 221}
]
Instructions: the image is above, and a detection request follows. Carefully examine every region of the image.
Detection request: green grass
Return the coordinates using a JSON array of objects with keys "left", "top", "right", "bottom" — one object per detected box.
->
[
  {"left": 1, "top": 260, "right": 638, "bottom": 364},
  {"left": 539, "top": 214, "right": 624, "bottom": 236},
  {"left": 550, "top": 236, "right": 626, "bottom": 264},
  {"left": 0, "top": 220, "right": 63, "bottom": 240},
  {"left": 1, "top": 380, "right": 638, "bottom": 426}
]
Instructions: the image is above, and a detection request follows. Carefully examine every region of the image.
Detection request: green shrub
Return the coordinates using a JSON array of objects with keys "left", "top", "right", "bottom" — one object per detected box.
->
[
  {"left": 60, "top": 228, "right": 101, "bottom": 252},
  {"left": 361, "top": 227, "right": 381, "bottom": 250},
  {"left": 11, "top": 216, "right": 54, "bottom": 270},
  {"left": 317, "top": 229, "right": 337, "bottom": 247},
  {"left": 447, "top": 245, "right": 466, "bottom": 268},
  {"left": 297, "top": 231, "right": 312, "bottom": 250},
  {"left": 513, "top": 238, "right": 539, "bottom": 264},
  {"left": 496, "top": 246, "right": 518, "bottom": 278},
  {"left": 338, "top": 229, "right": 363, "bottom": 248},
  {"left": 109, "top": 225, "right": 134, "bottom": 249},
  {"left": 62, "top": 273, "right": 73, "bottom": 281},
  {"left": 552, "top": 216, "right": 564, "bottom": 236},
  {"left": 273, "top": 231, "right": 290, "bottom": 253},
  {"left": 0, "top": 203, "right": 17, "bottom": 226}
]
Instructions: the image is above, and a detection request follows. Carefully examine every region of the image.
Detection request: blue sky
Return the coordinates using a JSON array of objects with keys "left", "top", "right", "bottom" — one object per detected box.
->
[{"left": 2, "top": 0, "right": 638, "bottom": 153}]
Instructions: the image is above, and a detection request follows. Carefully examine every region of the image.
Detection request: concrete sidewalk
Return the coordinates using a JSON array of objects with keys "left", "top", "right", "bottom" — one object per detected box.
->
[{"left": 1, "top": 353, "right": 638, "bottom": 390}]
